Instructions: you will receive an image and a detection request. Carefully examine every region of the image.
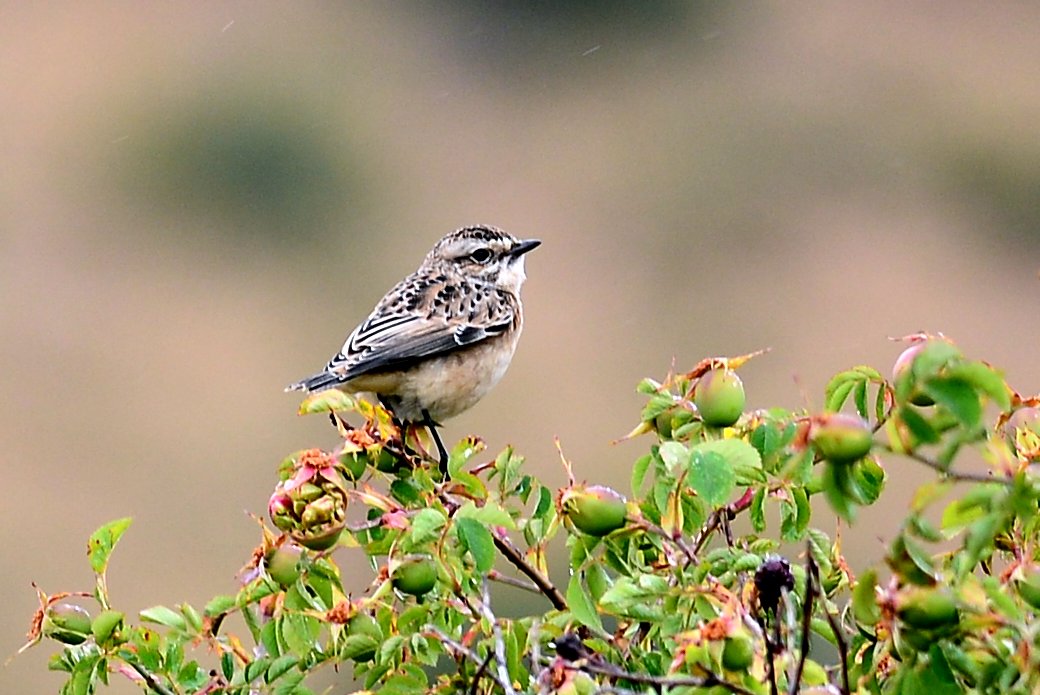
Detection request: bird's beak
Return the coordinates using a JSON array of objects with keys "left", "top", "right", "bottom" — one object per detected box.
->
[{"left": 511, "top": 239, "right": 541, "bottom": 258}]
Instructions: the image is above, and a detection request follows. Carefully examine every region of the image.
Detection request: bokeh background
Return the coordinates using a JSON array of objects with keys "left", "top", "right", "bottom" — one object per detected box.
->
[{"left": 4, "top": 2, "right": 1040, "bottom": 691}]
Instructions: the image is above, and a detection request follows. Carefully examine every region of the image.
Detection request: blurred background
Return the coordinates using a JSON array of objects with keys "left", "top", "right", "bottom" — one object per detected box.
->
[{"left": 3, "top": 2, "right": 1040, "bottom": 691}]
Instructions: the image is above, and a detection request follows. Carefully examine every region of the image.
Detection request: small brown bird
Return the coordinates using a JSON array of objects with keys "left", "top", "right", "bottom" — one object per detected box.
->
[{"left": 286, "top": 225, "right": 540, "bottom": 471}]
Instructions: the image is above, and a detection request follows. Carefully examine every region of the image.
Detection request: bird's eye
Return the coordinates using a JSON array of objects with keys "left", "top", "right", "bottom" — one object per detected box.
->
[{"left": 469, "top": 248, "right": 493, "bottom": 264}]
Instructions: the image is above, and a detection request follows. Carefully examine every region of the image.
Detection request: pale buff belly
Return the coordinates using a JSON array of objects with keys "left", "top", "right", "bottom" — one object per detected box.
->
[{"left": 342, "top": 334, "right": 519, "bottom": 423}]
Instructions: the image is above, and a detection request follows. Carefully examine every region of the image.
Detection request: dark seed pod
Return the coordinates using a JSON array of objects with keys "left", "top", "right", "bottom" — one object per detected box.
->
[
  {"left": 754, "top": 555, "right": 794, "bottom": 614},
  {"left": 553, "top": 633, "right": 587, "bottom": 662}
]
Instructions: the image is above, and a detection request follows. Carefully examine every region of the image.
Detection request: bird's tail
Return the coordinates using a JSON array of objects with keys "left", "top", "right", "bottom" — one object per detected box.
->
[{"left": 284, "top": 371, "right": 345, "bottom": 393}]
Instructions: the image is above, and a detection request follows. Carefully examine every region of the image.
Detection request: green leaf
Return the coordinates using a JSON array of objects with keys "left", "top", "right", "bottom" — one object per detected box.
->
[
  {"left": 245, "top": 656, "right": 272, "bottom": 683},
  {"left": 875, "top": 380, "right": 888, "bottom": 422},
  {"left": 455, "top": 517, "right": 495, "bottom": 573},
  {"left": 140, "top": 605, "right": 187, "bottom": 631},
  {"left": 340, "top": 634, "right": 380, "bottom": 661},
  {"left": 641, "top": 393, "right": 675, "bottom": 422},
  {"left": 899, "top": 406, "right": 940, "bottom": 444},
  {"left": 901, "top": 534, "right": 936, "bottom": 578},
  {"left": 750, "top": 487, "right": 766, "bottom": 533},
  {"left": 923, "top": 377, "right": 981, "bottom": 428},
  {"left": 688, "top": 450, "right": 736, "bottom": 508},
  {"left": 532, "top": 485, "right": 553, "bottom": 520},
  {"left": 852, "top": 457, "right": 885, "bottom": 505},
  {"left": 915, "top": 643, "right": 962, "bottom": 695},
  {"left": 128, "top": 627, "right": 162, "bottom": 671},
  {"left": 853, "top": 378, "right": 868, "bottom": 418},
  {"left": 87, "top": 518, "right": 133, "bottom": 575},
  {"left": 599, "top": 577, "right": 665, "bottom": 621},
  {"left": 390, "top": 478, "right": 422, "bottom": 506},
  {"left": 658, "top": 441, "right": 688, "bottom": 471},
  {"left": 822, "top": 463, "right": 856, "bottom": 522},
  {"left": 750, "top": 423, "right": 782, "bottom": 459},
  {"left": 279, "top": 613, "right": 320, "bottom": 656},
  {"left": 961, "top": 513, "right": 1001, "bottom": 572},
  {"left": 792, "top": 486, "right": 811, "bottom": 537},
  {"left": 852, "top": 569, "right": 880, "bottom": 626},
  {"left": 780, "top": 499, "right": 798, "bottom": 541},
  {"left": 566, "top": 574, "right": 604, "bottom": 634},
  {"left": 176, "top": 660, "right": 207, "bottom": 690},
  {"left": 980, "top": 576, "right": 1022, "bottom": 622},
  {"left": 637, "top": 377, "right": 661, "bottom": 395},
  {"left": 946, "top": 361, "right": 1011, "bottom": 411},
  {"left": 455, "top": 500, "right": 516, "bottom": 529},
  {"left": 690, "top": 439, "right": 763, "bottom": 477},
  {"left": 272, "top": 673, "right": 309, "bottom": 695},
  {"left": 631, "top": 453, "right": 653, "bottom": 495},
  {"left": 179, "top": 603, "right": 202, "bottom": 632},
  {"left": 825, "top": 378, "right": 857, "bottom": 413},
  {"left": 941, "top": 485, "right": 1000, "bottom": 535},
  {"left": 380, "top": 671, "right": 428, "bottom": 695},
  {"left": 265, "top": 654, "right": 300, "bottom": 683},
  {"left": 782, "top": 448, "right": 814, "bottom": 485},
  {"left": 221, "top": 652, "right": 235, "bottom": 681},
  {"left": 409, "top": 508, "right": 447, "bottom": 545},
  {"left": 296, "top": 389, "right": 355, "bottom": 415},
  {"left": 204, "top": 594, "right": 236, "bottom": 617}
]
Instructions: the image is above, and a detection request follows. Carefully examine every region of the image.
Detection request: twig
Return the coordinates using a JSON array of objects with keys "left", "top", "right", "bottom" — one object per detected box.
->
[
  {"left": 491, "top": 533, "right": 567, "bottom": 611},
  {"left": 426, "top": 625, "right": 513, "bottom": 694},
  {"left": 691, "top": 488, "right": 756, "bottom": 556},
  {"left": 788, "top": 545, "right": 816, "bottom": 695},
  {"left": 468, "top": 649, "right": 495, "bottom": 695},
  {"left": 577, "top": 659, "right": 756, "bottom": 695},
  {"left": 638, "top": 521, "right": 698, "bottom": 565},
  {"left": 126, "top": 661, "right": 177, "bottom": 695},
  {"left": 488, "top": 569, "right": 541, "bottom": 594},
  {"left": 881, "top": 447, "right": 1012, "bottom": 486},
  {"left": 479, "top": 578, "right": 517, "bottom": 695},
  {"left": 812, "top": 574, "right": 850, "bottom": 695},
  {"left": 765, "top": 619, "right": 780, "bottom": 695}
]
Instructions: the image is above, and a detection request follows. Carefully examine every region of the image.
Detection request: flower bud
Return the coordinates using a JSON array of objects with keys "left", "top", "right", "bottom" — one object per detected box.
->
[
  {"left": 560, "top": 485, "right": 627, "bottom": 537},
  {"left": 391, "top": 556, "right": 438, "bottom": 597},
  {"left": 265, "top": 544, "right": 304, "bottom": 588},
  {"left": 694, "top": 369, "right": 746, "bottom": 427},
  {"left": 42, "top": 604, "right": 92, "bottom": 645},
  {"left": 810, "top": 413, "right": 873, "bottom": 465},
  {"left": 721, "top": 634, "right": 755, "bottom": 671}
]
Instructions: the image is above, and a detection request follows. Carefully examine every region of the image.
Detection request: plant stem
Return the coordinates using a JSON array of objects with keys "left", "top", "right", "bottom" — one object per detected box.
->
[{"left": 491, "top": 532, "right": 567, "bottom": 611}]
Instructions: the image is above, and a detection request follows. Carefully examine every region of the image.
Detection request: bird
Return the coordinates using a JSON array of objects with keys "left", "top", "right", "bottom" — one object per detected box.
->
[{"left": 286, "top": 224, "right": 540, "bottom": 474}]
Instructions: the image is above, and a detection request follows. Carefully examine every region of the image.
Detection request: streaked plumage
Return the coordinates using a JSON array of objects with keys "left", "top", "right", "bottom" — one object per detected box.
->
[{"left": 287, "top": 225, "right": 540, "bottom": 429}]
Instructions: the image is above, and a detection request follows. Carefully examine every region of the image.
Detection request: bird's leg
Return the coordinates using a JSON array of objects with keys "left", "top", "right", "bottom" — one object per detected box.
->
[
  {"left": 421, "top": 408, "right": 450, "bottom": 477},
  {"left": 377, "top": 396, "right": 414, "bottom": 461}
]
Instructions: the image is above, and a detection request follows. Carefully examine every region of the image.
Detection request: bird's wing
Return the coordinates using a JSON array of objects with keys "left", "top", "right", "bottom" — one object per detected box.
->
[{"left": 324, "top": 305, "right": 514, "bottom": 380}]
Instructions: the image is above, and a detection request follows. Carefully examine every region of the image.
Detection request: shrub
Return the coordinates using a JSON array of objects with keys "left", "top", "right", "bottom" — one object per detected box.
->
[{"left": 22, "top": 337, "right": 1040, "bottom": 694}]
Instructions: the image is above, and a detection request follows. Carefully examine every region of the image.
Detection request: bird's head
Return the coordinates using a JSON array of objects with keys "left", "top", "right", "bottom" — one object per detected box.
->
[{"left": 427, "top": 225, "right": 541, "bottom": 293}]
